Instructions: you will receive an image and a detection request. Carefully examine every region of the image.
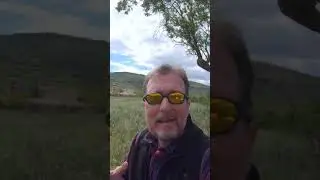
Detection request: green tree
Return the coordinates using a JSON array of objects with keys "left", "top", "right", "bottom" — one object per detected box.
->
[{"left": 115, "top": 0, "right": 210, "bottom": 71}]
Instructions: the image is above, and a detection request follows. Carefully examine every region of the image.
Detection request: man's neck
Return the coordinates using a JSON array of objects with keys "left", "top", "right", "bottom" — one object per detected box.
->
[{"left": 158, "top": 140, "right": 171, "bottom": 148}]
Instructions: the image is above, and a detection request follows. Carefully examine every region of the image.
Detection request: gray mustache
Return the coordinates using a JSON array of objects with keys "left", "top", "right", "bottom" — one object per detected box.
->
[
  {"left": 155, "top": 113, "right": 164, "bottom": 122},
  {"left": 154, "top": 113, "right": 175, "bottom": 122}
]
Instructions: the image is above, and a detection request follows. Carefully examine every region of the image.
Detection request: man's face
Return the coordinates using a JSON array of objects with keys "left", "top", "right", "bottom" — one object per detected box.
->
[
  {"left": 144, "top": 72, "right": 190, "bottom": 141},
  {"left": 211, "top": 37, "right": 257, "bottom": 179}
]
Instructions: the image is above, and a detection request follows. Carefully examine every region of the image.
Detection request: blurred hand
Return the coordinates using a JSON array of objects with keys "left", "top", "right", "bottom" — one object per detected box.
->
[{"left": 110, "top": 161, "right": 128, "bottom": 180}]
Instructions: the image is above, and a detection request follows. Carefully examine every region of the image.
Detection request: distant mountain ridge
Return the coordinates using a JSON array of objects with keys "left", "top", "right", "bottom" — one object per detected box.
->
[
  {"left": 0, "top": 32, "right": 319, "bottom": 105},
  {"left": 0, "top": 32, "right": 108, "bottom": 43},
  {"left": 110, "top": 72, "right": 210, "bottom": 96},
  {"left": 0, "top": 32, "right": 108, "bottom": 85}
]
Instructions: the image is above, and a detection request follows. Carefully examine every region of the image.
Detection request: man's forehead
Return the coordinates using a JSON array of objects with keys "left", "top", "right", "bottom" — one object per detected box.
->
[
  {"left": 147, "top": 73, "right": 185, "bottom": 90},
  {"left": 148, "top": 72, "right": 182, "bottom": 82}
]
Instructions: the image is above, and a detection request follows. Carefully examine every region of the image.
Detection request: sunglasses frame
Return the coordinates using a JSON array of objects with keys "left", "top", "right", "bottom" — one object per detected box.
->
[{"left": 143, "top": 92, "right": 189, "bottom": 105}]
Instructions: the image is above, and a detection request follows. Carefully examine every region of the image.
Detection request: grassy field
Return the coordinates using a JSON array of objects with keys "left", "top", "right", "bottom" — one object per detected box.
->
[
  {"left": 0, "top": 110, "right": 108, "bottom": 180},
  {"left": 252, "top": 130, "right": 320, "bottom": 179},
  {"left": 110, "top": 96, "right": 320, "bottom": 179},
  {"left": 1, "top": 96, "right": 318, "bottom": 179}
]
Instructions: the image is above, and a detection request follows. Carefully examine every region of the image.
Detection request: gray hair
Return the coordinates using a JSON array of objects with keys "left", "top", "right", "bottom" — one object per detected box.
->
[{"left": 143, "top": 64, "right": 190, "bottom": 96}]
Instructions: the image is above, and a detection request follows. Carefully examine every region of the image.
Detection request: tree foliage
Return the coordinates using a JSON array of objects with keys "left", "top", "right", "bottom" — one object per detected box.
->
[{"left": 115, "top": 0, "right": 210, "bottom": 71}]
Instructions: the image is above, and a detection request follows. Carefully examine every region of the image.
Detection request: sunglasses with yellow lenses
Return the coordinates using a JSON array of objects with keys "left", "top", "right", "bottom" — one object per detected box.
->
[
  {"left": 211, "top": 98, "right": 238, "bottom": 134},
  {"left": 143, "top": 92, "right": 188, "bottom": 105}
]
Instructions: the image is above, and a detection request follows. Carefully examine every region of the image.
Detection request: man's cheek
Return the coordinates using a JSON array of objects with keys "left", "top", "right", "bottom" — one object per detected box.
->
[{"left": 147, "top": 107, "right": 159, "bottom": 118}]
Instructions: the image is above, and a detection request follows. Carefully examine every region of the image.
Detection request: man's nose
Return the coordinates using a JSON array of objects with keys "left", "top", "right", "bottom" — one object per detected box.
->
[{"left": 159, "top": 97, "right": 171, "bottom": 112}]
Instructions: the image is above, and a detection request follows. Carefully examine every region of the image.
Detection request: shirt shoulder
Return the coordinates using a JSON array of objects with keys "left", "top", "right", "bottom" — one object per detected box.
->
[{"left": 199, "top": 148, "right": 210, "bottom": 180}]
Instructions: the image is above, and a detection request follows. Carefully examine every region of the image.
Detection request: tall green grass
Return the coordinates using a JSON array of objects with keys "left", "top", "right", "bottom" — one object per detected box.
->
[{"left": 0, "top": 110, "right": 108, "bottom": 180}]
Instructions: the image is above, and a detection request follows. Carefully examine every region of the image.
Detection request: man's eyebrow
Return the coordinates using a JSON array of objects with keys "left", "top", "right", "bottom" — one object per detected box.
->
[{"left": 170, "top": 90, "right": 182, "bottom": 92}]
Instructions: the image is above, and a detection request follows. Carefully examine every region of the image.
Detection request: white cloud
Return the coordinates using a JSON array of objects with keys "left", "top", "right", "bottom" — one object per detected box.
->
[{"left": 110, "top": 0, "right": 210, "bottom": 85}]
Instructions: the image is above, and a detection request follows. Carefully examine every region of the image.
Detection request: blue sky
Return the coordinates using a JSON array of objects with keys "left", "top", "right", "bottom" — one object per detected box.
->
[
  {"left": 110, "top": 53, "right": 150, "bottom": 74},
  {"left": 0, "top": 0, "right": 210, "bottom": 85}
]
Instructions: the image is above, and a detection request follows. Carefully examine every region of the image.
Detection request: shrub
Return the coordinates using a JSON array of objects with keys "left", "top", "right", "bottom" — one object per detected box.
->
[{"left": 0, "top": 93, "right": 28, "bottom": 109}]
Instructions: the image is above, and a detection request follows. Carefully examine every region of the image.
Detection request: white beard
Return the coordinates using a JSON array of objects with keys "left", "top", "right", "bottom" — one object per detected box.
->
[{"left": 155, "top": 129, "right": 179, "bottom": 141}]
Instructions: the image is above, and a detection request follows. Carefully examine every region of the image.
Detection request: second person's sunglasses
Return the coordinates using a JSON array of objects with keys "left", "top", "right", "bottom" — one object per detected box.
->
[{"left": 211, "top": 98, "right": 239, "bottom": 134}]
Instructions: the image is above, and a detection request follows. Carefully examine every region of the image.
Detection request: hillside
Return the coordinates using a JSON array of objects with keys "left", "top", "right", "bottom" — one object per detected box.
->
[
  {"left": 110, "top": 72, "right": 209, "bottom": 96},
  {"left": 253, "top": 61, "right": 320, "bottom": 105},
  {"left": 0, "top": 33, "right": 107, "bottom": 85},
  {"left": 0, "top": 32, "right": 319, "bottom": 110},
  {"left": 0, "top": 33, "right": 108, "bottom": 109}
]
